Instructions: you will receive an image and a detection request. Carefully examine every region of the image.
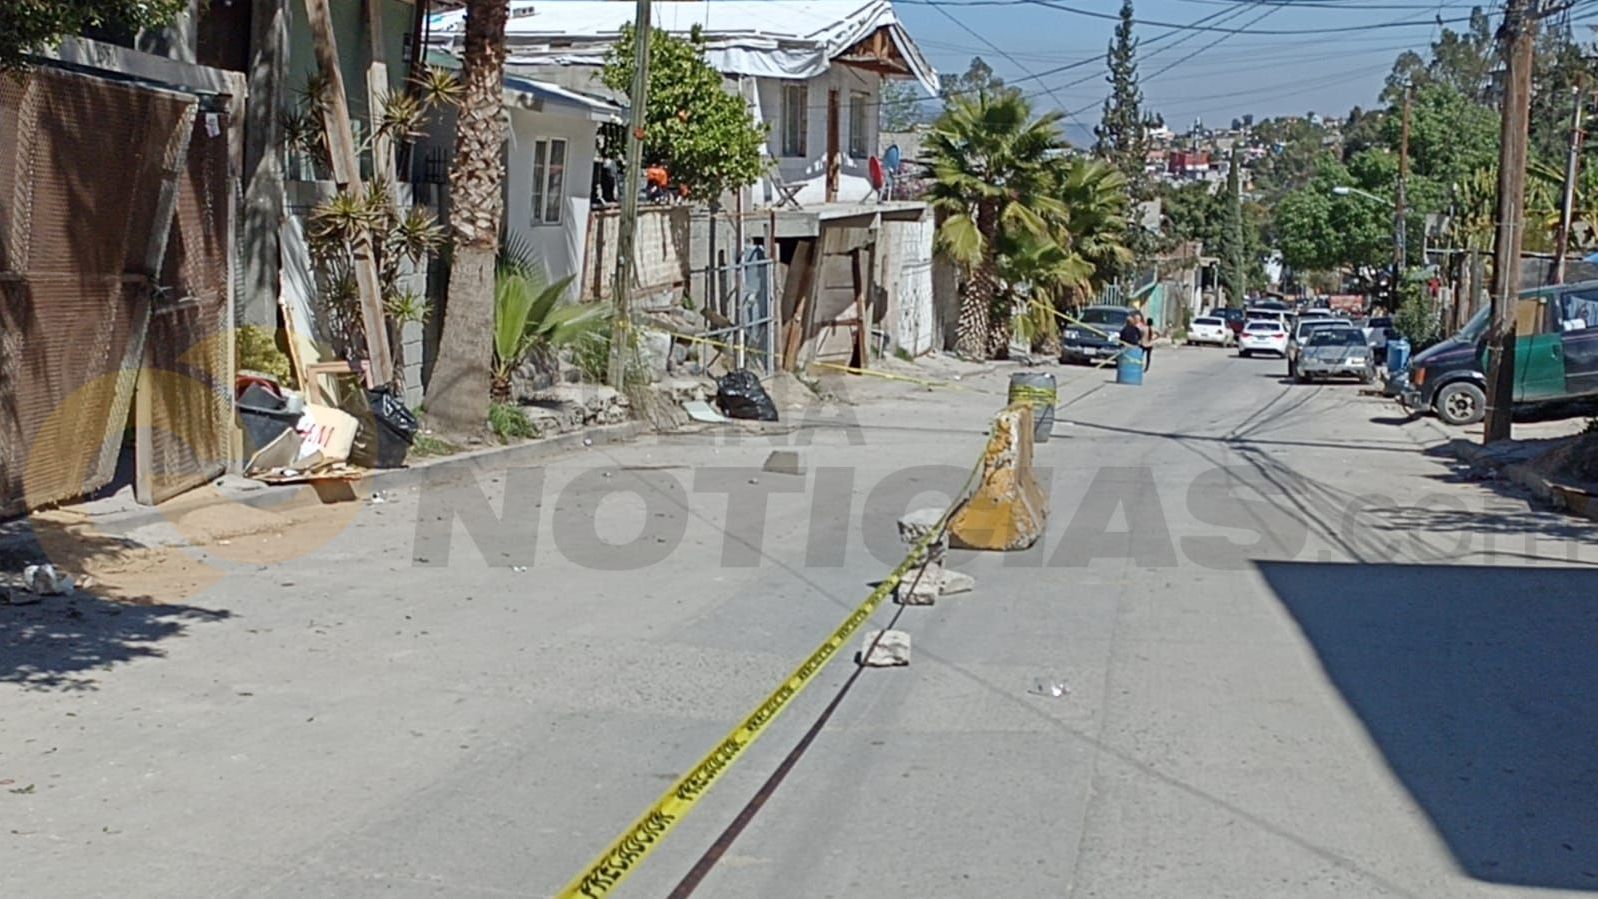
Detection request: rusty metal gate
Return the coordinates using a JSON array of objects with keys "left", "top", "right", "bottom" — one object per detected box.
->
[
  {"left": 138, "top": 110, "right": 233, "bottom": 504},
  {"left": 0, "top": 64, "right": 213, "bottom": 517}
]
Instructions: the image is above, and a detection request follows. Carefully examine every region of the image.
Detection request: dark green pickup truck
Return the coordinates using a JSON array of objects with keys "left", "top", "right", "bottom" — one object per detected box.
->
[{"left": 1399, "top": 281, "right": 1598, "bottom": 425}]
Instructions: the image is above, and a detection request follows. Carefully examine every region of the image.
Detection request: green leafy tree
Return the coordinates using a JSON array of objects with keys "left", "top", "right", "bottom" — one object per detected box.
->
[
  {"left": 1160, "top": 180, "right": 1224, "bottom": 250},
  {"left": 1250, "top": 116, "right": 1332, "bottom": 202},
  {"left": 880, "top": 79, "right": 924, "bottom": 132},
  {"left": 924, "top": 90, "right": 1067, "bottom": 358},
  {"left": 600, "top": 25, "right": 766, "bottom": 202},
  {"left": 0, "top": 0, "right": 187, "bottom": 68},
  {"left": 1382, "top": 83, "right": 1497, "bottom": 190},
  {"left": 939, "top": 56, "right": 1010, "bottom": 104}
]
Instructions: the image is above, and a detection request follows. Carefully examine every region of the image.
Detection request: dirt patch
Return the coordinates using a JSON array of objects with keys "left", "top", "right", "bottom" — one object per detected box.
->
[
  {"left": 18, "top": 491, "right": 367, "bottom": 605},
  {"left": 1529, "top": 429, "right": 1598, "bottom": 485}
]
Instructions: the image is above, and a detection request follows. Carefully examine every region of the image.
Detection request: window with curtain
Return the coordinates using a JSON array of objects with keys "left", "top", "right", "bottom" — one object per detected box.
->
[
  {"left": 848, "top": 90, "right": 869, "bottom": 158},
  {"left": 531, "top": 138, "right": 568, "bottom": 225},
  {"left": 782, "top": 83, "right": 808, "bottom": 157}
]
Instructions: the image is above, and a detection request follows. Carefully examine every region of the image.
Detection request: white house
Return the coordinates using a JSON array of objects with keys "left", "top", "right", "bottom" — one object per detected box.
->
[
  {"left": 428, "top": 1, "right": 947, "bottom": 363},
  {"left": 501, "top": 75, "right": 623, "bottom": 294},
  {"left": 430, "top": 0, "right": 939, "bottom": 208}
]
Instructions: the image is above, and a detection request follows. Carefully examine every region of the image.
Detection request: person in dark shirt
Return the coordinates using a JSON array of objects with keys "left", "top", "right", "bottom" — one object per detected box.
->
[{"left": 1118, "top": 312, "right": 1143, "bottom": 348}]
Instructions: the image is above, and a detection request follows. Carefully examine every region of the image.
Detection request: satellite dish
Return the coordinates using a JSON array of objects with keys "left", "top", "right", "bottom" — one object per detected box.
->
[{"left": 883, "top": 144, "right": 901, "bottom": 172}]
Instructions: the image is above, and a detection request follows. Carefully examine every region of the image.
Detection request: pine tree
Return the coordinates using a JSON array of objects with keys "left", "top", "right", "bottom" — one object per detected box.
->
[
  {"left": 1220, "top": 146, "right": 1249, "bottom": 305},
  {"left": 1094, "top": 0, "right": 1151, "bottom": 274},
  {"left": 1095, "top": 0, "right": 1148, "bottom": 192}
]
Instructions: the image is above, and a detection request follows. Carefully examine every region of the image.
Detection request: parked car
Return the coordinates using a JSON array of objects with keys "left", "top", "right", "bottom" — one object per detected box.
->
[
  {"left": 1399, "top": 282, "right": 1598, "bottom": 425},
  {"left": 1296, "top": 328, "right": 1375, "bottom": 383},
  {"left": 1216, "top": 306, "right": 1246, "bottom": 339},
  {"left": 1239, "top": 319, "right": 1289, "bottom": 357},
  {"left": 1060, "top": 305, "right": 1133, "bottom": 364},
  {"left": 1188, "top": 316, "right": 1233, "bottom": 346},
  {"left": 1286, "top": 317, "right": 1356, "bottom": 378}
]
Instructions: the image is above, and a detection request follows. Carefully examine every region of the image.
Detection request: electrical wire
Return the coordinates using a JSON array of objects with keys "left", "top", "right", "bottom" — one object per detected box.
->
[
  {"left": 924, "top": 0, "right": 1074, "bottom": 108},
  {"left": 895, "top": 0, "right": 1481, "bottom": 33}
]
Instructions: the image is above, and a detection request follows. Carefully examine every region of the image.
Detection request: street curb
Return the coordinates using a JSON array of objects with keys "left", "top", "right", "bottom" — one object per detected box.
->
[
  {"left": 1443, "top": 437, "right": 1598, "bottom": 522},
  {"left": 33, "top": 421, "right": 649, "bottom": 539}
]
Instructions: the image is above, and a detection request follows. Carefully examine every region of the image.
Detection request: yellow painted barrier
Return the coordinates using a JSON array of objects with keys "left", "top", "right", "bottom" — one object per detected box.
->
[{"left": 948, "top": 403, "right": 1049, "bottom": 551}]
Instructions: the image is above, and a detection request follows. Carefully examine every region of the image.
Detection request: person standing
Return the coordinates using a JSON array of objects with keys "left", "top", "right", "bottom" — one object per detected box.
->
[
  {"left": 1118, "top": 311, "right": 1144, "bottom": 360},
  {"left": 1138, "top": 314, "right": 1158, "bottom": 370}
]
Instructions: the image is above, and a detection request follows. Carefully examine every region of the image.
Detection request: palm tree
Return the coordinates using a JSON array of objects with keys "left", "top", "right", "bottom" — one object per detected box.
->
[
  {"left": 425, "top": 0, "right": 510, "bottom": 433},
  {"left": 924, "top": 91, "right": 1067, "bottom": 358},
  {"left": 1005, "top": 158, "right": 1132, "bottom": 353},
  {"left": 1056, "top": 158, "right": 1133, "bottom": 296}
]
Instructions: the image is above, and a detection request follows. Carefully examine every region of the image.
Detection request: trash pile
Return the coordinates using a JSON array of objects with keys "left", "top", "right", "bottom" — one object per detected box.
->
[
  {"left": 236, "top": 374, "right": 418, "bottom": 485},
  {"left": 1, "top": 563, "right": 77, "bottom": 605}
]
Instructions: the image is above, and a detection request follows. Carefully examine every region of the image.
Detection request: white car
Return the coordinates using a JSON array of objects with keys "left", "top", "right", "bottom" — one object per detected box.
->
[
  {"left": 1239, "top": 319, "right": 1289, "bottom": 357},
  {"left": 1188, "top": 316, "right": 1232, "bottom": 346}
]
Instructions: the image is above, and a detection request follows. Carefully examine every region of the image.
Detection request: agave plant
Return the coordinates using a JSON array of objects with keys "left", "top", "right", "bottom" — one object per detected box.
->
[
  {"left": 375, "top": 91, "right": 429, "bottom": 144},
  {"left": 492, "top": 267, "right": 596, "bottom": 400},
  {"left": 415, "top": 66, "right": 464, "bottom": 110}
]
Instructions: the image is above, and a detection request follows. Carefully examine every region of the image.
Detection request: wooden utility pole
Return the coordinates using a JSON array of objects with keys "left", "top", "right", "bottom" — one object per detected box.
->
[
  {"left": 1395, "top": 86, "right": 1411, "bottom": 271},
  {"left": 608, "top": 0, "right": 653, "bottom": 389},
  {"left": 1484, "top": 0, "right": 1538, "bottom": 444},
  {"left": 1552, "top": 86, "right": 1585, "bottom": 285},
  {"left": 303, "top": 0, "right": 395, "bottom": 385},
  {"left": 1229, "top": 146, "right": 1245, "bottom": 305}
]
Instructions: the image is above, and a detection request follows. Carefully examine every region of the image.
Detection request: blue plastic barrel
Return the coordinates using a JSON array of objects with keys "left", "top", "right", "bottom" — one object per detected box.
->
[
  {"left": 1386, "top": 338, "right": 1411, "bottom": 378},
  {"left": 1116, "top": 347, "right": 1146, "bottom": 385}
]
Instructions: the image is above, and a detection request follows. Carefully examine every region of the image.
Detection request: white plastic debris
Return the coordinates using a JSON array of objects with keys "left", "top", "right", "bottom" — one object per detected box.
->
[
  {"left": 1031, "top": 678, "right": 1070, "bottom": 698},
  {"left": 22, "top": 563, "right": 74, "bottom": 596}
]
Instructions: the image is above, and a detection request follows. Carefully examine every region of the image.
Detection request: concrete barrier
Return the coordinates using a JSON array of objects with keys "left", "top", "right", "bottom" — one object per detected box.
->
[{"left": 949, "top": 403, "right": 1048, "bottom": 551}]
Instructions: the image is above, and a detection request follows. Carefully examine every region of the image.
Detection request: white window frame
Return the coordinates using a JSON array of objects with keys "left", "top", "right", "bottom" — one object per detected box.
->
[
  {"left": 848, "top": 90, "right": 870, "bottom": 158},
  {"left": 530, "top": 137, "right": 568, "bottom": 226},
  {"left": 782, "top": 83, "right": 808, "bottom": 158}
]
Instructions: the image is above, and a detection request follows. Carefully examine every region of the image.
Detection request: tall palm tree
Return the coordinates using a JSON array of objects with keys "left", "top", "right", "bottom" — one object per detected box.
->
[
  {"left": 924, "top": 91, "right": 1067, "bottom": 358},
  {"left": 425, "top": 0, "right": 510, "bottom": 433}
]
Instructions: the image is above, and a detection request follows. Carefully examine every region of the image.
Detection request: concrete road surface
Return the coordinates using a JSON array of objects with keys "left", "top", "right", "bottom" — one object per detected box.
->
[{"left": 4, "top": 346, "right": 1597, "bottom": 898}]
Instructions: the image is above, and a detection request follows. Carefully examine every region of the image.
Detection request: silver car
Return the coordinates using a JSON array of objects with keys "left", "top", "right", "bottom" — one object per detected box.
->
[{"left": 1295, "top": 328, "right": 1375, "bottom": 383}]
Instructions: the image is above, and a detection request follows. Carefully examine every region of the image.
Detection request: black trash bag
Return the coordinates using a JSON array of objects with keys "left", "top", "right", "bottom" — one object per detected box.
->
[
  {"left": 345, "top": 387, "right": 420, "bottom": 469},
  {"left": 715, "top": 370, "right": 779, "bottom": 421}
]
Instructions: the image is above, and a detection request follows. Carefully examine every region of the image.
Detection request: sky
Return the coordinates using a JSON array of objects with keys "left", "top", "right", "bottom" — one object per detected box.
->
[{"left": 890, "top": 0, "right": 1548, "bottom": 141}]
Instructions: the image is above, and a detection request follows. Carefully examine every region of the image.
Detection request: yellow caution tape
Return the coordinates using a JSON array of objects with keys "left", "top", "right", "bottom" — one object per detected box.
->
[
  {"left": 556, "top": 461, "right": 983, "bottom": 899},
  {"left": 1006, "top": 384, "right": 1058, "bottom": 405}
]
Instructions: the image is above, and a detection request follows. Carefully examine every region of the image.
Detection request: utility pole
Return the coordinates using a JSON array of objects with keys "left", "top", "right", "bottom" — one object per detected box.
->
[
  {"left": 1484, "top": 0, "right": 1537, "bottom": 444},
  {"left": 1230, "top": 145, "right": 1246, "bottom": 305},
  {"left": 1552, "top": 85, "right": 1585, "bottom": 285},
  {"left": 1395, "top": 85, "right": 1411, "bottom": 272},
  {"left": 607, "top": 0, "right": 652, "bottom": 390}
]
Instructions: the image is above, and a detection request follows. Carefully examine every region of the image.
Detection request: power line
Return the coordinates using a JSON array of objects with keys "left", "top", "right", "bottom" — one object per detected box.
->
[
  {"left": 896, "top": 0, "right": 1480, "bottom": 33},
  {"left": 924, "top": 0, "right": 1073, "bottom": 108}
]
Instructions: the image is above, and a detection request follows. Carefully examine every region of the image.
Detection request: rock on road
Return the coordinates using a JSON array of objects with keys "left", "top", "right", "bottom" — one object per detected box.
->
[{"left": 3, "top": 346, "right": 1596, "bottom": 899}]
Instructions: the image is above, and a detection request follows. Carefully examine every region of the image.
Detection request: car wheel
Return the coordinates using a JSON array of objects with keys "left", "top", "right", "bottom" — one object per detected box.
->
[
  {"left": 1435, "top": 381, "right": 1487, "bottom": 426},
  {"left": 1239, "top": 349, "right": 1251, "bottom": 358},
  {"left": 1295, "top": 370, "right": 1311, "bottom": 384}
]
